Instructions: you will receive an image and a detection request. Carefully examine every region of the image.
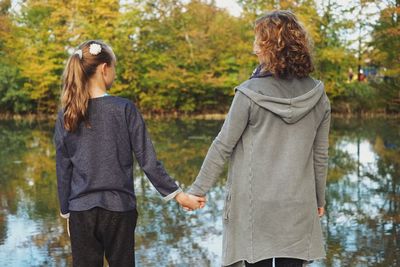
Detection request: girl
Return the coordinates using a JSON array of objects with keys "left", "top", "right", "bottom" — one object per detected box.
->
[
  {"left": 188, "top": 10, "right": 330, "bottom": 267},
  {"left": 53, "top": 40, "right": 205, "bottom": 267}
]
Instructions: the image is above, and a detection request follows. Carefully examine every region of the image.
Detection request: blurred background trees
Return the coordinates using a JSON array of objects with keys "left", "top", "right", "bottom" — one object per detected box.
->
[{"left": 0, "top": 0, "right": 398, "bottom": 115}]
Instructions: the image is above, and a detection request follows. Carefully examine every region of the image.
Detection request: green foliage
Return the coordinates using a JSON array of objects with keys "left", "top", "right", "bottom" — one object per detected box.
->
[
  {"left": 333, "top": 82, "right": 382, "bottom": 113},
  {"left": 369, "top": 1, "right": 400, "bottom": 112},
  {"left": 128, "top": 0, "right": 253, "bottom": 113},
  {"left": 0, "top": 0, "right": 397, "bottom": 114},
  {"left": 0, "top": 65, "right": 34, "bottom": 113},
  {"left": 370, "top": 79, "right": 400, "bottom": 113}
]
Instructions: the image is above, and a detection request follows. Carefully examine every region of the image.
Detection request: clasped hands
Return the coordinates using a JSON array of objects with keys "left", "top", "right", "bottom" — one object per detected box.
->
[{"left": 175, "top": 192, "right": 206, "bottom": 211}]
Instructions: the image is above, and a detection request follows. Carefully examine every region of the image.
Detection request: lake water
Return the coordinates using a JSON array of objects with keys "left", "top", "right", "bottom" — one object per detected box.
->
[{"left": 0, "top": 117, "right": 399, "bottom": 267}]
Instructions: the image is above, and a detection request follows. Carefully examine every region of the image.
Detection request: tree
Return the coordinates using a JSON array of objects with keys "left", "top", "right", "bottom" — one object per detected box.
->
[
  {"left": 369, "top": 0, "right": 400, "bottom": 111},
  {"left": 131, "top": 0, "right": 252, "bottom": 113},
  {"left": 0, "top": 0, "right": 32, "bottom": 113},
  {"left": 13, "top": 0, "right": 125, "bottom": 113}
]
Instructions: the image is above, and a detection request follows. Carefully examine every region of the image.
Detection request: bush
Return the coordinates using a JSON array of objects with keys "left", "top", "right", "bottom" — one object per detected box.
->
[{"left": 331, "top": 82, "right": 382, "bottom": 113}]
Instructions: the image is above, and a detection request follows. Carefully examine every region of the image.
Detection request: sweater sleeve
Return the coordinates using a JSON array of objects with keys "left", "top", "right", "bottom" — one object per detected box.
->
[
  {"left": 188, "top": 91, "right": 251, "bottom": 196},
  {"left": 126, "top": 102, "right": 181, "bottom": 200},
  {"left": 313, "top": 98, "right": 331, "bottom": 207},
  {"left": 53, "top": 112, "right": 73, "bottom": 215}
]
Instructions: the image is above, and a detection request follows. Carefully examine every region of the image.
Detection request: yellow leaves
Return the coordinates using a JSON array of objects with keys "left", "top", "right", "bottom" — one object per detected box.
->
[
  {"left": 18, "top": 45, "right": 59, "bottom": 100},
  {"left": 1, "top": 0, "right": 398, "bottom": 114},
  {"left": 319, "top": 47, "right": 348, "bottom": 65}
]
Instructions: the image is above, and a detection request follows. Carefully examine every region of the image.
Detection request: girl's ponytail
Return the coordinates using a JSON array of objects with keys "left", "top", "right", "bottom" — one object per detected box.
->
[
  {"left": 60, "top": 40, "right": 114, "bottom": 132},
  {"left": 61, "top": 51, "right": 91, "bottom": 132}
]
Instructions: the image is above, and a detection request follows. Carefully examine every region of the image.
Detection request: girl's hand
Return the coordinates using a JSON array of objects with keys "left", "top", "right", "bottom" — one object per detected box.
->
[
  {"left": 175, "top": 192, "right": 206, "bottom": 211},
  {"left": 317, "top": 207, "right": 325, "bottom": 217}
]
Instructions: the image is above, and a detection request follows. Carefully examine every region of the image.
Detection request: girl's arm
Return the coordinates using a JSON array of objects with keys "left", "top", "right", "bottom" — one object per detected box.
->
[
  {"left": 53, "top": 112, "right": 73, "bottom": 217},
  {"left": 188, "top": 91, "right": 252, "bottom": 196},
  {"left": 126, "top": 102, "right": 183, "bottom": 201}
]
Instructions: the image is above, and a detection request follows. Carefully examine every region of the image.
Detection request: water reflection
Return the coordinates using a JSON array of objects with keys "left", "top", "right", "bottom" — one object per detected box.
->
[{"left": 0, "top": 118, "right": 398, "bottom": 266}]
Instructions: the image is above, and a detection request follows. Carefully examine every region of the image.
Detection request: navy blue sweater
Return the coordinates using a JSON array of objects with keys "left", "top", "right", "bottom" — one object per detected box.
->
[{"left": 53, "top": 95, "right": 181, "bottom": 214}]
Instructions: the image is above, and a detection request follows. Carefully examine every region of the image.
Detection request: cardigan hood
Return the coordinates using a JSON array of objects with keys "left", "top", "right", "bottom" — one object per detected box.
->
[{"left": 236, "top": 80, "right": 324, "bottom": 124}]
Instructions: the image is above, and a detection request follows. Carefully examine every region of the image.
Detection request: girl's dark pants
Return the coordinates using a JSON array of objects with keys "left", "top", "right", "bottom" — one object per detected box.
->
[
  {"left": 245, "top": 258, "right": 305, "bottom": 267},
  {"left": 69, "top": 207, "right": 138, "bottom": 267}
]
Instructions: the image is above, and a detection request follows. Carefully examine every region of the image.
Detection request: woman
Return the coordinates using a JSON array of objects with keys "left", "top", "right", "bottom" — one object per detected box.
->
[{"left": 188, "top": 10, "right": 330, "bottom": 267}]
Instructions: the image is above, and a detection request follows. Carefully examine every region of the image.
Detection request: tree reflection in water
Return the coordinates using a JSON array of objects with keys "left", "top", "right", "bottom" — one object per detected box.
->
[{"left": 0, "top": 118, "right": 398, "bottom": 266}]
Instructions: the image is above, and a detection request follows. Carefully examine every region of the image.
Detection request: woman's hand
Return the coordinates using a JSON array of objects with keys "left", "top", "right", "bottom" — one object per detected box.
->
[
  {"left": 175, "top": 192, "right": 206, "bottom": 211},
  {"left": 317, "top": 207, "right": 325, "bottom": 217}
]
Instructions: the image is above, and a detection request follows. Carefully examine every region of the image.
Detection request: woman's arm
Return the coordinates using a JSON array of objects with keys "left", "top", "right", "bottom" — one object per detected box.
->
[
  {"left": 188, "top": 91, "right": 252, "bottom": 196},
  {"left": 313, "top": 98, "right": 331, "bottom": 209}
]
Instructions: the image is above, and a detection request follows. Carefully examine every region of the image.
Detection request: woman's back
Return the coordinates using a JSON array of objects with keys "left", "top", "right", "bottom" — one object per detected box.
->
[
  {"left": 189, "top": 75, "right": 330, "bottom": 265},
  {"left": 234, "top": 75, "right": 329, "bottom": 182},
  {"left": 235, "top": 76, "right": 329, "bottom": 262}
]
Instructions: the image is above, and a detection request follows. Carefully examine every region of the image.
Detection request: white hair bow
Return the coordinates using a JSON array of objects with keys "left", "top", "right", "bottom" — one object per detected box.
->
[{"left": 74, "top": 49, "right": 83, "bottom": 59}]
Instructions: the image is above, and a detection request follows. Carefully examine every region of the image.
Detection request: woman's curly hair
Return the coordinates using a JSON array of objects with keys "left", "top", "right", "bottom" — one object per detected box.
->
[{"left": 254, "top": 10, "right": 314, "bottom": 79}]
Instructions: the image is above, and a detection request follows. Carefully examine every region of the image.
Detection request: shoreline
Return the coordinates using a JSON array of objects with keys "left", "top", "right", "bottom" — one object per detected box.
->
[{"left": 0, "top": 111, "right": 399, "bottom": 121}]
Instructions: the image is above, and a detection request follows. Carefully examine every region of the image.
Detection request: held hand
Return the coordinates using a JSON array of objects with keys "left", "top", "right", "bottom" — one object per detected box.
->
[
  {"left": 175, "top": 192, "right": 206, "bottom": 211},
  {"left": 317, "top": 207, "right": 325, "bottom": 217},
  {"left": 185, "top": 194, "right": 207, "bottom": 211}
]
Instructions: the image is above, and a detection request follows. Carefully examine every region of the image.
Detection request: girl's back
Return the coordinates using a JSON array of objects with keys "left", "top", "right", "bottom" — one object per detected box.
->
[
  {"left": 54, "top": 40, "right": 204, "bottom": 267},
  {"left": 55, "top": 95, "right": 178, "bottom": 212}
]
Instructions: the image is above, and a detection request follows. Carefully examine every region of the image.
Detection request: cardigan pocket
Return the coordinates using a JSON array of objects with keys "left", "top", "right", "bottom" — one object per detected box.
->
[{"left": 223, "top": 190, "right": 232, "bottom": 220}]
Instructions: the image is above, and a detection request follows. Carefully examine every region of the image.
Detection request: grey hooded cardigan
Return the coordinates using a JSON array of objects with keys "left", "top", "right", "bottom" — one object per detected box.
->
[{"left": 188, "top": 76, "right": 330, "bottom": 266}]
